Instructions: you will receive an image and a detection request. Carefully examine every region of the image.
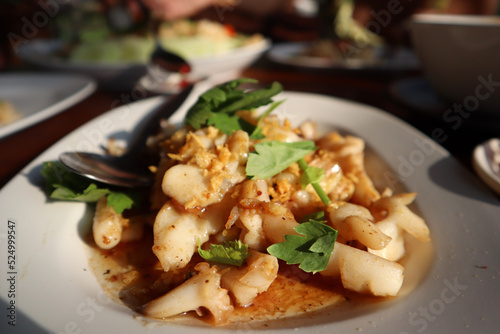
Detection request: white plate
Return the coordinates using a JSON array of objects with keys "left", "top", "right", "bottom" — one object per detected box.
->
[
  {"left": 17, "top": 40, "right": 151, "bottom": 90},
  {"left": 268, "top": 42, "right": 420, "bottom": 70},
  {"left": 18, "top": 39, "right": 270, "bottom": 91},
  {"left": 1, "top": 86, "right": 499, "bottom": 333},
  {"left": 0, "top": 73, "right": 96, "bottom": 139}
]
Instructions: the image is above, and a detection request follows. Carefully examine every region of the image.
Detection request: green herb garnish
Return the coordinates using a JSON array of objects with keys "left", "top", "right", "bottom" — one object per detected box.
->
[
  {"left": 299, "top": 210, "right": 326, "bottom": 223},
  {"left": 198, "top": 240, "right": 250, "bottom": 266},
  {"left": 184, "top": 78, "right": 283, "bottom": 134},
  {"left": 246, "top": 140, "right": 316, "bottom": 180},
  {"left": 41, "top": 161, "right": 137, "bottom": 214},
  {"left": 297, "top": 159, "right": 331, "bottom": 205},
  {"left": 267, "top": 219, "right": 338, "bottom": 274}
]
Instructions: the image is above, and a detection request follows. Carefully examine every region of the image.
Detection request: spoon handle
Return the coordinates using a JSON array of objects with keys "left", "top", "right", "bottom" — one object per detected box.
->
[{"left": 125, "top": 84, "right": 194, "bottom": 158}]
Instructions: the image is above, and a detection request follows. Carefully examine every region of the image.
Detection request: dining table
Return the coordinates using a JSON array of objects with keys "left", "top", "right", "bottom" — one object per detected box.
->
[{"left": 1, "top": 55, "right": 498, "bottom": 193}]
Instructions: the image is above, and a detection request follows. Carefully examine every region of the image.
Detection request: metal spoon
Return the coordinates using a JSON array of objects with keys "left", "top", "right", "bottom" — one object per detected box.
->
[{"left": 59, "top": 84, "right": 194, "bottom": 188}]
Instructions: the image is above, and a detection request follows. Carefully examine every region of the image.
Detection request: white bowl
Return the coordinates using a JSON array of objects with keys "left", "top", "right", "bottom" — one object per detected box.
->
[
  {"left": 138, "top": 38, "right": 271, "bottom": 94},
  {"left": 410, "top": 14, "right": 500, "bottom": 115},
  {"left": 187, "top": 38, "right": 271, "bottom": 79}
]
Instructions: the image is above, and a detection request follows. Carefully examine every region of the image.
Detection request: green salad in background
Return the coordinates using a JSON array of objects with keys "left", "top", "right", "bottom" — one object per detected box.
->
[{"left": 55, "top": 12, "right": 263, "bottom": 64}]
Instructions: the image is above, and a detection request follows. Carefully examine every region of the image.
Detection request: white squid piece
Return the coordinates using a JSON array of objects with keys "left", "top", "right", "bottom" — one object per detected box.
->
[
  {"left": 161, "top": 164, "right": 214, "bottom": 207},
  {"left": 92, "top": 197, "right": 125, "bottom": 249},
  {"left": 234, "top": 179, "right": 270, "bottom": 251},
  {"left": 327, "top": 202, "right": 392, "bottom": 250},
  {"left": 368, "top": 220, "right": 405, "bottom": 262},
  {"left": 321, "top": 243, "right": 404, "bottom": 296},
  {"left": 152, "top": 202, "right": 227, "bottom": 272},
  {"left": 335, "top": 243, "right": 404, "bottom": 296},
  {"left": 238, "top": 209, "right": 267, "bottom": 252},
  {"left": 370, "top": 193, "right": 430, "bottom": 242},
  {"left": 317, "top": 133, "right": 381, "bottom": 207},
  {"left": 260, "top": 203, "right": 299, "bottom": 245},
  {"left": 142, "top": 263, "right": 233, "bottom": 324},
  {"left": 221, "top": 251, "right": 278, "bottom": 306}
]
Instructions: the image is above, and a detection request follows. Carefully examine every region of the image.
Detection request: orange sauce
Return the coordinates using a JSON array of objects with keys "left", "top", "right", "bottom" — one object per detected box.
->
[{"left": 86, "top": 225, "right": 390, "bottom": 327}]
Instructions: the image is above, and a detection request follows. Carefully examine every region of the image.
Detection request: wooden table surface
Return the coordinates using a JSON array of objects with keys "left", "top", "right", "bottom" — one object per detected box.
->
[{"left": 1, "top": 57, "right": 497, "bottom": 189}]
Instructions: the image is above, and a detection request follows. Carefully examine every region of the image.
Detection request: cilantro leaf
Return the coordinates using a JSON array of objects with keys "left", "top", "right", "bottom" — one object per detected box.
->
[
  {"left": 185, "top": 78, "right": 256, "bottom": 129},
  {"left": 184, "top": 78, "right": 283, "bottom": 134},
  {"left": 216, "top": 81, "right": 283, "bottom": 115},
  {"left": 207, "top": 113, "right": 242, "bottom": 134},
  {"left": 299, "top": 165, "right": 324, "bottom": 189},
  {"left": 198, "top": 240, "right": 250, "bottom": 266},
  {"left": 50, "top": 183, "right": 110, "bottom": 202},
  {"left": 297, "top": 159, "right": 331, "bottom": 205},
  {"left": 41, "top": 161, "right": 138, "bottom": 214},
  {"left": 299, "top": 211, "right": 325, "bottom": 223},
  {"left": 106, "top": 192, "right": 135, "bottom": 214},
  {"left": 207, "top": 112, "right": 258, "bottom": 135},
  {"left": 267, "top": 220, "right": 338, "bottom": 274},
  {"left": 246, "top": 140, "right": 316, "bottom": 180}
]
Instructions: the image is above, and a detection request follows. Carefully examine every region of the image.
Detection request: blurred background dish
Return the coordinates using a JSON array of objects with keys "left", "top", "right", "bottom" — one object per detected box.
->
[
  {"left": 139, "top": 19, "right": 270, "bottom": 93},
  {"left": 139, "top": 37, "right": 271, "bottom": 94},
  {"left": 13, "top": 0, "right": 270, "bottom": 91},
  {"left": 267, "top": 41, "right": 420, "bottom": 70},
  {"left": 17, "top": 20, "right": 270, "bottom": 92},
  {"left": 410, "top": 13, "right": 500, "bottom": 115},
  {"left": 389, "top": 76, "right": 445, "bottom": 114},
  {"left": 157, "top": 19, "right": 266, "bottom": 59},
  {"left": 0, "top": 73, "right": 96, "bottom": 139},
  {"left": 17, "top": 39, "right": 148, "bottom": 91},
  {"left": 17, "top": 35, "right": 270, "bottom": 92},
  {"left": 154, "top": 19, "right": 270, "bottom": 89}
]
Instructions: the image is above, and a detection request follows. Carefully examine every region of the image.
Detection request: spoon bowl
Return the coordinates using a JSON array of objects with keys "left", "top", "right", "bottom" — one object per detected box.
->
[{"left": 59, "top": 152, "right": 154, "bottom": 188}]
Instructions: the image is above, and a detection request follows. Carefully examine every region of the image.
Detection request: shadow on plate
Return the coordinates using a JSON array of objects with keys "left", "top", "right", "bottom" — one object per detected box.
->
[
  {"left": 24, "top": 163, "right": 45, "bottom": 191},
  {"left": 24, "top": 162, "right": 94, "bottom": 240},
  {"left": 0, "top": 299, "right": 49, "bottom": 333},
  {"left": 427, "top": 156, "right": 500, "bottom": 205}
]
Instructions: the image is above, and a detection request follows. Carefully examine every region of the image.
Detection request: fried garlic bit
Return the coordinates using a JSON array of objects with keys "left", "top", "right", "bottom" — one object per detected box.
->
[{"left": 162, "top": 127, "right": 249, "bottom": 209}]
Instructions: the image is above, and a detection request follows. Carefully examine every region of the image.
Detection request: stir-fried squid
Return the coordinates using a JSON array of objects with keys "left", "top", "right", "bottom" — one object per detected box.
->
[{"left": 88, "top": 82, "right": 431, "bottom": 326}]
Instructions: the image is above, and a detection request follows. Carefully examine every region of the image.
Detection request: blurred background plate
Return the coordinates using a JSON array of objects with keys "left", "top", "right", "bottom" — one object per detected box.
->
[
  {"left": 0, "top": 72, "right": 96, "bottom": 139},
  {"left": 17, "top": 39, "right": 147, "bottom": 91},
  {"left": 267, "top": 42, "right": 420, "bottom": 70}
]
